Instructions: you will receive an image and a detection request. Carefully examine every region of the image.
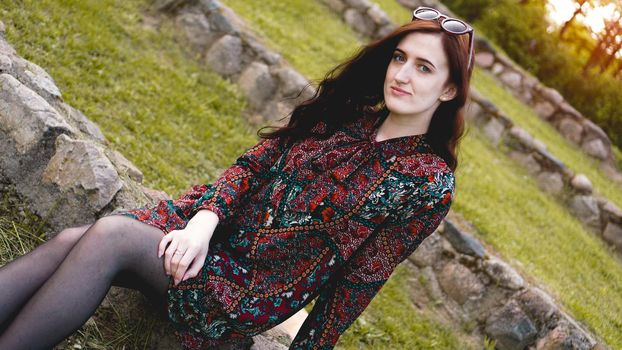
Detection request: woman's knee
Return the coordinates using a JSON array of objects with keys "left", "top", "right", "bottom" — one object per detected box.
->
[
  {"left": 78, "top": 215, "right": 163, "bottom": 264},
  {"left": 80, "top": 216, "right": 134, "bottom": 246},
  {"left": 51, "top": 223, "right": 93, "bottom": 248}
]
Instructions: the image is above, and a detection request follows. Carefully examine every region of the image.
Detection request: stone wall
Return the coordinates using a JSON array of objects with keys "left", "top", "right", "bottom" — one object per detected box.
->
[
  {"left": 320, "top": 0, "right": 397, "bottom": 39},
  {"left": 407, "top": 212, "right": 604, "bottom": 350},
  {"left": 156, "top": 0, "right": 316, "bottom": 127},
  {"left": 0, "top": 26, "right": 147, "bottom": 233},
  {"left": 397, "top": 0, "right": 619, "bottom": 169},
  {"left": 467, "top": 90, "right": 622, "bottom": 254}
]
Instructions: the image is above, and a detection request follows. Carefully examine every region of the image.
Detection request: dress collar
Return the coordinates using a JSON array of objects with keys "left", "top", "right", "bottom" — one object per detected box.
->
[{"left": 364, "top": 113, "right": 433, "bottom": 158}]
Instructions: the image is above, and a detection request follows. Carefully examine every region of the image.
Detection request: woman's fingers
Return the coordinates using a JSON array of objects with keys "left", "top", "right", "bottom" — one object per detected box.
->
[
  {"left": 173, "top": 250, "right": 196, "bottom": 285},
  {"left": 158, "top": 233, "right": 172, "bottom": 259},
  {"left": 182, "top": 253, "right": 206, "bottom": 282},
  {"left": 158, "top": 226, "right": 212, "bottom": 285},
  {"left": 171, "top": 245, "right": 192, "bottom": 283},
  {"left": 164, "top": 238, "right": 180, "bottom": 276}
]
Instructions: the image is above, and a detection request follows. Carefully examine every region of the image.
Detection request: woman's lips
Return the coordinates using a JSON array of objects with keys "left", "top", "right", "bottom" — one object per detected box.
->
[{"left": 390, "top": 86, "right": 411, "bottom": 96}]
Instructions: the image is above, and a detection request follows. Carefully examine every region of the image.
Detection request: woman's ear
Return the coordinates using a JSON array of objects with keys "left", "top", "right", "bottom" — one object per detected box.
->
[{"left": 440, "top": 84, "right": 457, "bottom": 102}]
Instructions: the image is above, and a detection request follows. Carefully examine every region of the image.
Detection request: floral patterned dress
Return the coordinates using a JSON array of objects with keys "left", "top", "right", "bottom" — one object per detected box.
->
[{"left": 108, "top": 112, "right": 455, "bottom": 350}]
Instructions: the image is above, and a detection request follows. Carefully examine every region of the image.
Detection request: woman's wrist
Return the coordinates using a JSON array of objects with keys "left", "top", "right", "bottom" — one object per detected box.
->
[{"left": 187, "top": 209, "right": 219, "bottom": 234}]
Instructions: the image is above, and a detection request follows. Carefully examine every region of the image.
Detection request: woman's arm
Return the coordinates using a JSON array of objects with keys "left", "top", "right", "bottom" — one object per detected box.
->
[
  {"left": 189, "top": 136, "right": 287, "bottom": 223},
  {"left": 157, "top": 137, "right": 287, "bottom": 283},
  {"left": 186, "top": 208, "right": 219, "bottom": 233},
  {"left": 289, "top": 171, "right": 454, "bottom": 350},
  {"left": 163, "top": 136, "right": 287, "bottom": 228}
]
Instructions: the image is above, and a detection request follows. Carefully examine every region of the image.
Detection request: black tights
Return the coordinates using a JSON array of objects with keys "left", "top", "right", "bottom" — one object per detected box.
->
[{"left": 0, "top": 215, "right": 171, "bottom": 349}]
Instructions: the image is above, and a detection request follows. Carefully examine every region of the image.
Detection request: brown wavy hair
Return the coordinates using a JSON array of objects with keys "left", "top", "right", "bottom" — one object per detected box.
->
[{"left": 258, "top": 19, "right": 474, "bottom": 172}]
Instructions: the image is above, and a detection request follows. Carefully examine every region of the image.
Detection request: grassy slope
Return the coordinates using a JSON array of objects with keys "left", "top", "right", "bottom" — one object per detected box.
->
[
  {"left": 223, "top": 0, "right": 622, "bottom": 348},
  {"left": 455, "top": 126, "right": 622, "bottom": 347}
]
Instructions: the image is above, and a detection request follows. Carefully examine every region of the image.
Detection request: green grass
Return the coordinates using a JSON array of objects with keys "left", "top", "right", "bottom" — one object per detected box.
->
[
  {"left": 472, "top": 67, "right": 622, "bottom": 210},
  {"left": 220, "top": 0, "right": 364, "bottom": 81},
  {"left": 1, "top": 0, "right": 263, "bottom": 198},
  {"left": 0, "top": 185, "right": 48, "bottom": 266},
  {"left": 374, "top": 0, "right": 413, "bottom": 24}
]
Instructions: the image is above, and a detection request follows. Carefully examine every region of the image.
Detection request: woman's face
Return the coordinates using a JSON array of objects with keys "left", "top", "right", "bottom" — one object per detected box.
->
[{"left": 383, "top": 31, "right": 457, "bottom": 122}]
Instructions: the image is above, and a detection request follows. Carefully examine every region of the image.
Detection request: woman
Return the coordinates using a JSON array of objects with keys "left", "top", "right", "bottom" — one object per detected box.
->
[{"left": 0, "top": 7, "right": 473, "bottom": 350}]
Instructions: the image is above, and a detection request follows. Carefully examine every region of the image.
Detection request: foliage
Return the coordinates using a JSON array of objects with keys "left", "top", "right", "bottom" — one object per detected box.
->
[{"left": 447, "top": 0, "right": 622, "bottom": 149}]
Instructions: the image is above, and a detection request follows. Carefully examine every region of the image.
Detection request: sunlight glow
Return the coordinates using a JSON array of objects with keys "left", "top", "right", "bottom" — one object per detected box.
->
[{"left": 546, "top": 0, "right": 619, "bottom": 35}]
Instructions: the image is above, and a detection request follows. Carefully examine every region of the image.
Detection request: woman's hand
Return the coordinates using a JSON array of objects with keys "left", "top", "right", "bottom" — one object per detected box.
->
[{"left": 158, "top": 210, "right": 219, "bottom": 286}]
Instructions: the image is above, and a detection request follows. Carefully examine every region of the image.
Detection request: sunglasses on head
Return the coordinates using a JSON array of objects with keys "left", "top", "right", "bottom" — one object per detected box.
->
[{"left": 411, "top": 6, "right": 474, "bottom": 70}]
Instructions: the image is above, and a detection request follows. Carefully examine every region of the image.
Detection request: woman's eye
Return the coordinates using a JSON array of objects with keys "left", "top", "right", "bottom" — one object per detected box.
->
[
  {"left": 418, "top": 65, "right": 431, "bottom": 73},
  {"left": 392, "top": 53, "right": 405, "bottom": 62}
]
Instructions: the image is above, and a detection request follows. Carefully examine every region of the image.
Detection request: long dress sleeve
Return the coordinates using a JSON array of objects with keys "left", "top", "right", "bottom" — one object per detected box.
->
[
  {"left": 169, "top": 136, "right": 288, "bottom": 224},
  {"left": 288, "top": 171, "right": 455, "bottom": 350}
]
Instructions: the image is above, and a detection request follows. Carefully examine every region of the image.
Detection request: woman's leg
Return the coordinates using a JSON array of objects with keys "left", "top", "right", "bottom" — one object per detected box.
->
[
  {"left": 0, "top": 215, "right": 171, "bottom": 349},
  {"left": 0, "top": 219, "right": 165, "bottom": 332},
  {"left": 0, "top": 223, "right": 93, "bottom": 330}
]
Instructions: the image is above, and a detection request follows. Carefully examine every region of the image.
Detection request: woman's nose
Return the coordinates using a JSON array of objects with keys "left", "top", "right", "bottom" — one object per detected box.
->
[{"left": 394, "top": 65, "right": 411, "bottom": 84}]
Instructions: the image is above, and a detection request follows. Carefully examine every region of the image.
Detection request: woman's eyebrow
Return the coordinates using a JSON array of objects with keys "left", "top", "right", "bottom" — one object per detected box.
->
[{"left": 395, "top": 48, "right": 437, "bottom": 69}]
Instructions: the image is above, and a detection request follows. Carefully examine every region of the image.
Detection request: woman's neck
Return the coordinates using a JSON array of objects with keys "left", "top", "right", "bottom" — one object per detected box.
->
[{"left": 375, "top": 113, "right": 429, "bottom": 142}]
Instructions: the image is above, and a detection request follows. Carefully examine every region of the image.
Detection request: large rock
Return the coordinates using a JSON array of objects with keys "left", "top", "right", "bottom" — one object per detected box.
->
[
  {"left": 0, "top": 74, "right": 75, "bottom": 154},
  {"left": 483, "top": 117, "right": 505, "bottom": 146},
  {"left": 238, "top": 61, "right": 277, "bottom": 110},
  {"left": 442, "top": 218, "right": 487, "bottom": 258},
  {"left": 581, "top": 138, "right": 608, "bottom": 160},
  {"left": 409, "top": 232, "right": 444, "bottom": 267},
  {"left": 0, "top": 53, "right": 12, "bottom": 71},
  {"left": 438, "top": 261, "right": 485, "bottom": 304},
  {"left": 205, "top": 34, "right": 243, "bottom": 76},
  {"left": 343, "top": 8, "right": 375, "bottom": 36},
  {"left": 485, "top": 300, "right": 538, "bottom": 350},
  {"left": 557, "top": 117, "right": 583, "bottom": 144},
  {"left": 536, "top": 171, "right": 564, "bottom": 195},
  {"left": 42, "top": 134, "right": 123, "bottom": 213},
  {"left": 602, "top": 222, "right": 622, "bottom": 250},
  {"left": 569, "top": 173, "right": 592, "bottom": 194},
  {"left": 483, "top": 256, "right": 524, "bottom": 290},
  {"left": 176, "top": 8, "right": 218, "bottom": 50},
  {"left": 499, "top": 69, "right": 522, "bottom": 89},
  {"left": 568, "top": 195, "right": 601, "bottom": 232},
  {"left": 11, "top": 55, "right": 63, "bottom": 100}
]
